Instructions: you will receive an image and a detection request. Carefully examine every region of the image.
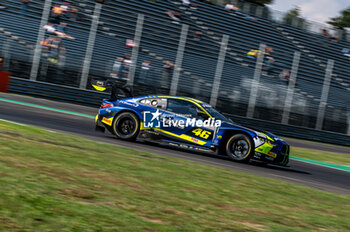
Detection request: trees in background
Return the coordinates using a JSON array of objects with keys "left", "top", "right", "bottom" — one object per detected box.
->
[
  {"left": 282, "top": 7, "right": 307, "bottom": 30},
  {"left": 328, "top": 8, "right": 350, "bottom": 29}
]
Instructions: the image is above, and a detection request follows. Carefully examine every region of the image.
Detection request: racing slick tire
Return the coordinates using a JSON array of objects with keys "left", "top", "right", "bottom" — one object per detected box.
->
[
  {"left": 112, "top": 112, "right": 140, "bottom": 141},
  {"left": 225, "top": 134, "right": 254, "bottom": 162}
]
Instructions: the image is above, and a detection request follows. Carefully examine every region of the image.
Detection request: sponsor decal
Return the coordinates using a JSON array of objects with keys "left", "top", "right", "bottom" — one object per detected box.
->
[
  {"left": 169, "top": 143, "right": 191, "bottom": 149},
  {"left": 179, "top": 144, "right": 190, "bottom": 149},
  {"left": 194, "top": 147, "right": 211, "bottom": 152},
  {"left": 102, "top": 117, "right": 113, "bottom": 126},
  {"left": 253, "top": 152, "right": 262, "bottom": 159},
  {"left": 267, "top": 151, "right": 277, "bottom": 158},
  {"left": 168, "top": 142, "right": 208, "bottom": 152},
  {"left": 120, "top": 101, "right": 139, "bottom": 107},
  {"left": 145, "top": 130, "right": 160, "bottom": 135}
]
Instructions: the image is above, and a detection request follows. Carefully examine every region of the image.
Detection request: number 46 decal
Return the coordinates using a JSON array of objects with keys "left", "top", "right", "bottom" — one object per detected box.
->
[{"left": 191, "top": 128, "right": 212, "bottom": 140}]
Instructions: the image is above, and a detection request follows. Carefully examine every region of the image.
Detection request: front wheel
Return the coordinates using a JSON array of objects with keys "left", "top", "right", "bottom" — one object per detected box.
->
[
  {"left": 225, "top": 134, "right": 253, "bottom": 162},
  {"left": 112, "top": 112, "right": 140, "bottom": 141}
]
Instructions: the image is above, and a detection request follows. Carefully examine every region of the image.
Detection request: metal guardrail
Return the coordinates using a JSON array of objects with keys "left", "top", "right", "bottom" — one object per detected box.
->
[
  {"left": 225, "top": 114, "right": 350, "bottom": 147},
  {"left": 9, "top": 77, "right": 109, "bottom": 107},
  {"left": 8, "top": 77, "right": 350, "bottom": 147}
]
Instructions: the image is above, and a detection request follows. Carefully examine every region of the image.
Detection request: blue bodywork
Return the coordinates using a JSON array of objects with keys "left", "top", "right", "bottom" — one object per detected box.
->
[{"left": 96, "top": 95, "right": 290, "bottom": 166}]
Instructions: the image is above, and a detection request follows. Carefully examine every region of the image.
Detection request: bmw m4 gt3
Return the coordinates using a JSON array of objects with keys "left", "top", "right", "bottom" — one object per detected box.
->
[{"left": 95, "top": 95, "right": 290, "bottom": 166}]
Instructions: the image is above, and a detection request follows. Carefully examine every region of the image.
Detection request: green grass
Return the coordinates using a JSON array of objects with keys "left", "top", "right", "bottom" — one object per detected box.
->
[
  {"left": 0, "top": 121, "right": 350, "bottom": 232},
  {"left": 291, "top": 147, "right": 350, "bottom": 166},
  {"left": 284, "top": 137, "right": 350, "bottom": 166}
]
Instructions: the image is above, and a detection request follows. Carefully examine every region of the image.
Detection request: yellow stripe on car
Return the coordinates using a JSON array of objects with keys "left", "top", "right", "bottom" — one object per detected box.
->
[
  {"left": 160, "top": 96, "right": 212, "bottom": 119},
  {"left": 259, "top": 132, "right": 274, "bottom": 141},
  {"left": 140, "top": 122, "right": 147, "bottom": 130},
  {"left": 157, "top": 96, "right": 203, "bottom": 104},
  {"left": 154, "top": 128, "right": 207, "bottom": 146}
]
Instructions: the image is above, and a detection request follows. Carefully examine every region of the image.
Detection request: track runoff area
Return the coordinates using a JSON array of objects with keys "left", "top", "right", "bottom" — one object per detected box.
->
[{"left": 0, "top": 94, "right": 349, "bottom": 195}]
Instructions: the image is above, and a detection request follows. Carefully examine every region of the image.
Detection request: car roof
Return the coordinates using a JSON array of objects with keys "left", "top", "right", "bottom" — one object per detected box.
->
[{"left": 140, "top": 95, "right": 206, "bottom": 105}]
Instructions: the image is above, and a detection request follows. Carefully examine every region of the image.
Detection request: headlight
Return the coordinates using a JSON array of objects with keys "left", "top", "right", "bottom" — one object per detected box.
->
[
  {"left": 259, "top": 137, "right": 270, "bottom": 144},
  {"left": 253, "top": 133, "right": 265, "bottom": 147},
  {"left": 255, "top": 132, "right": 265, "bottom": 138},
  {"left": 255, "top": 132, "right": 276, "bottom": 145},
  {"left": 256, "top": 132, "right": 267, "bottom": 142}
]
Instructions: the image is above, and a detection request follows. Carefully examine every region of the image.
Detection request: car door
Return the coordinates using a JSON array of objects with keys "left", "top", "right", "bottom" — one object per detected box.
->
[{"left": 157, "top": 98, "right": 215, "bottom": 148}]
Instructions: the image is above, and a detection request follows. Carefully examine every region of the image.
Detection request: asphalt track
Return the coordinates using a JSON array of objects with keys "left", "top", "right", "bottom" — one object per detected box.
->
[{"left": 0, "top": 93, "right": 350, "bottom": 195}]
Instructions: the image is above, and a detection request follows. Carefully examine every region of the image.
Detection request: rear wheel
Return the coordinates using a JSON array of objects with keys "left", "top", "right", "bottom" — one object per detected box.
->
[
  {"left": 113, "top": 112, "right": 140, "bottom": 141},
  {"left": 225, "top": 134, "right": 253, "bottom": 162}
]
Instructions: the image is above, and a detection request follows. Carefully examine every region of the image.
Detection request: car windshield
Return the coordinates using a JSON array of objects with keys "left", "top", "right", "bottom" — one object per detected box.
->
[{"left": 201, "top": 104, "right": 230, "bottom": 122}]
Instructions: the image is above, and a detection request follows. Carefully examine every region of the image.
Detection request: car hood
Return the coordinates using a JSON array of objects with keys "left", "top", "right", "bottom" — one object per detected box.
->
[{"left": 219, "top": 120, "right": 284, "bottom": 142}]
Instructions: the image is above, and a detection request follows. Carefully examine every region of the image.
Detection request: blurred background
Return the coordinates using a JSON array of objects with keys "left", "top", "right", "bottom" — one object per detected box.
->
[{"left": 0, "top": 0, "right": 349, "bottom": 137}]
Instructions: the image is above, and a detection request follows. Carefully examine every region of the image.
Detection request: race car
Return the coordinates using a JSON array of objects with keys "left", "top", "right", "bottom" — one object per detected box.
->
[{"left": 95, "top": 95, "right": 290, "bottom": 166}]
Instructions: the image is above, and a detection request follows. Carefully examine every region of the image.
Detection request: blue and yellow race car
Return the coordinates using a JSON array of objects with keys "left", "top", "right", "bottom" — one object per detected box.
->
[{"left": 95, "top": 95, "right": 290, "bottom": 166}]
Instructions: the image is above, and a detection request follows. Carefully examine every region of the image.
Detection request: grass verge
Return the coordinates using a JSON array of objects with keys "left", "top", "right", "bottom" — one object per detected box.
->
[
  {"left": 0, "top": 120, "right": 349, "bottom": 232},
  {"left": 291, "top": 147, "right": 350, "bottom": 166}
]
